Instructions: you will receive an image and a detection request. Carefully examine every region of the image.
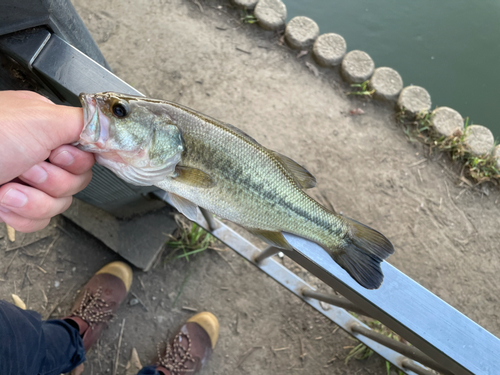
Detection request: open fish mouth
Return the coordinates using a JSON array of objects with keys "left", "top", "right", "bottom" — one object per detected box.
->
[
  {"left": 78, "top": 93, "right": 109, "bottom": 149},
  {"left": 79, "top": 92, "right": 96, "bottom": 132}
]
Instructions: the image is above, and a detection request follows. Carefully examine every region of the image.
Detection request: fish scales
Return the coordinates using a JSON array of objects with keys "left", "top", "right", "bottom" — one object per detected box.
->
[
  {"left": 77, "top": 92, "right": 394, "bottom": 289},
  {"left": 156, "top": 102, "right": 345, "bottom": 248}
]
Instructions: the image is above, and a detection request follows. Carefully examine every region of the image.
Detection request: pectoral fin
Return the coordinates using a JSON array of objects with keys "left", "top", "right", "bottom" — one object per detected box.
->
[
  {"left": 168, "top": 192, "right": 199, "bottom": 221},
  {"left": 247, "top": 228, "right": 293, "bottom": 250},
  {"left": 174, "top": 166, "right": 214, "bottom": 188},
  {"left": 272, "top": 151, "right": 316, "bottom": 189}
]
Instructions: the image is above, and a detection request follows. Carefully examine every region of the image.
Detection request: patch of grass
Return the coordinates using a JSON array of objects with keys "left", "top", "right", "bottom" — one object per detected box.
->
[
  {"left": 348, "top": 80, "right": 375, "bottom": 97},
  {"left": 397, "top": 109, "right": 500, "bottom": 184},
  {"left": 345, "top": 342, "right": 373, "bottom": 364},
  {"left": 240, "top": 9, "right": 257, "bottom": 24},
  {"left": 344, "top": 319, "right": 408, "bottom": 375},
  {"left": 164, "top": 214, "right": 216, "bottom": 264}
]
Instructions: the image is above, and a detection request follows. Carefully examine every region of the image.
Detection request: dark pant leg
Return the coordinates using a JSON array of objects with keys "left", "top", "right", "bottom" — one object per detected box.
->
[
  {"left": 136, "top": 365, "right": 161, "bottom": 374},
  {"left": 0, "top": 300, "right": 85, "bottom": 375}
]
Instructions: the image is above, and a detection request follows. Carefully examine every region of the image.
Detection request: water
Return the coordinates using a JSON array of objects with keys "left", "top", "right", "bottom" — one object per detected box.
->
[{"left": 286, "top": 0, "right": 500, "bottom": 138}]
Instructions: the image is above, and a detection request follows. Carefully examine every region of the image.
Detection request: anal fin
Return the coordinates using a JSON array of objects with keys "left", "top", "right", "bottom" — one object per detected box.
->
[
  {"left": 247, "top": 228, "right": 293, "bottom": 250},
  {"left": 168, "top": 192, "right": 199, "bottom": 221}
]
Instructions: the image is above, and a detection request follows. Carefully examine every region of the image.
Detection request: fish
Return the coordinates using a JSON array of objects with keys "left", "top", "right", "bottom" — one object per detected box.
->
[{"left": 77, "top": 92, "right": 394, "bottom": 289}]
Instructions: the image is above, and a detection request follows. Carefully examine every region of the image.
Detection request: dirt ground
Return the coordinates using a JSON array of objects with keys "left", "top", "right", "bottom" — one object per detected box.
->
[{"left": 1, "top": 0, "right": 499, "bottom": 374}]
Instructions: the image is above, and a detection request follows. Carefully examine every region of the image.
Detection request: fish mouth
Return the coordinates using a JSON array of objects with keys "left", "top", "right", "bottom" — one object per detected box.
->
[
  {"left": 79, "top": 93, "right": 96, "bottom": 133},
  {"left": 78, "top": 93, "right": 109, "bottom": 150}
]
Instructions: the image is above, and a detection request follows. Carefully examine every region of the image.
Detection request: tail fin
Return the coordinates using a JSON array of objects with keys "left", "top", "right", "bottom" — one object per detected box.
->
[{"left": 330, "top": 217, "right": 394, "bottom": 289}]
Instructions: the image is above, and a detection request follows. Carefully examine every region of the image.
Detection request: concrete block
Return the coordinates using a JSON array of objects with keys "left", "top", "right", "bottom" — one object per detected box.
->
[
  {"left": 431, "top": 107, "right": 464, "bottom": 137},
  {"left": 368, "top": 67, "right": 403, "bottom": 101},
  {"left": 254, "top": 0, "right": 287, "bottom": 31},
  {"left": 312, "top": 33, "right": 346, "bottom": 67},
  {"left": 232, "top": 0, "right": 259, "bottom": 9},
  {"left": 341, "top": 50, "right": 375, "bottom": 84},
  {"left": 63, "top": 198, "right": 177, "bottom": 271},
  {"left": 465, "top": 125, "right": 494, "bottom": 156},
  {"left": 285, "top": 16, "right": 319, "bottom": 50},
  {"left": 493, "top": 144, "right": 500, "bottom": 170},
  {"left": 397, "top": 86, "right": 431, "bottom": 117}
]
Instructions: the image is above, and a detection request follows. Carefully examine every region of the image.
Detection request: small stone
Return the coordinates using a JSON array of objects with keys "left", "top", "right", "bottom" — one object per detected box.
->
[
  {"left": 368, "top": 67, "right": 403, "bottom": 101},
  {"left": 493, "top": 145, "right": 500, "bottom": 170},
  {"left": 313, "top": 33, "right": 346, "bottom": 67},
  {"left": 285, "top": 16, "right": 319, "bottom": 50},
  {"left": 254, "top": 0, "right": 287, "bottom": 31},
  {"left": 431, "top": 107, "right": 464, "bottom": 137},
  {"left": 54, "top": 280, "right": 60, "bottom": 288},
  {"left": 341, "top": 50, "right": 375, "bottom": 83},
  {"left": 129, "top": 298, "right": 139, "bottom": 306},
  {"left": 232, "top": 0, "right": 259, "bottom": 9},
  {"left": 397, "top": 86, "right": 431, "bottom": 117},
  {"left": 319, "top": 301, "right": 331, "bottom": 311},
  {"left": 465, "top": 125, "right": 494, "bottom": 156}
]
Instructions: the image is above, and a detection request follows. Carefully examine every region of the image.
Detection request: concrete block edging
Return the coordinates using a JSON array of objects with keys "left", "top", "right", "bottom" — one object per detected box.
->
[{"left": 237, "top": 0, "right": 499, "bottom": 181}]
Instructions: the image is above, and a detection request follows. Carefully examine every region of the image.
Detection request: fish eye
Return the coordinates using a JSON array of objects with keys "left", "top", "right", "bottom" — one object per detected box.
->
[{"left": 112, "top": 101, "right": 129, "bottom": 118}]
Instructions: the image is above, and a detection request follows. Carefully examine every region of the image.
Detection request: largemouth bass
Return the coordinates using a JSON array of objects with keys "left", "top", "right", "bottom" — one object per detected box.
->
[{"left": 77, "top": 92, "right": 394, "bottom": 289}]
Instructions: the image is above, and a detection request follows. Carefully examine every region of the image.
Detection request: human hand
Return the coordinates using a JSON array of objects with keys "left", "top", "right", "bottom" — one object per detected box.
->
[{"left": 0, "top": 91, "right": 94, "bottom": 232}]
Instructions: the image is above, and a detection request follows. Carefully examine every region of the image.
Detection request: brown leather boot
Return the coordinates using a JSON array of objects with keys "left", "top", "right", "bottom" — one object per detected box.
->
[
  {"left": 155, "top": 312, "right": 219, "bottom": 375},
  {"left": 64, "top": 261, "right": 133, "bottom": 351}
]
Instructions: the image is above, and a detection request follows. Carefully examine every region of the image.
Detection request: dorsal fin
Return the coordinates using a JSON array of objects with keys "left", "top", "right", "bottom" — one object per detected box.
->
[{"left": 272, "top": 151, "right": 316, "bottom": 189}]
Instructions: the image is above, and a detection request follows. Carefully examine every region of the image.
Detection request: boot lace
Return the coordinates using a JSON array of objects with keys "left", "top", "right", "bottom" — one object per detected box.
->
[
  {"left": 157, "top": 331, "right": 195, "bottom": 374},
  {"left": 72, "top": 287, "right": 113, "bottom": 328}
]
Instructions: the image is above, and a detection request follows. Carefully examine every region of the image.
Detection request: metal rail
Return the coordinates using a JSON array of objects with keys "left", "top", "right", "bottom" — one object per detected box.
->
[
  {"left": 301, "top": 288, "right": 370, "bottom": 317},
  {"left": 2, "top": 27, "right": 500, "bottom": 375}
]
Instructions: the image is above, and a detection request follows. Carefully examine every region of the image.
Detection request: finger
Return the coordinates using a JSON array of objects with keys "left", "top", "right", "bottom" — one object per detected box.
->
[
  {"left": 18, "top": 161, "right": 92, "bottom": 198},
  {"left": 49, "top": 145, "right": 95, "bottom": 175},
  {"left": 1, "top": 91, "right": 84, "bottom": 148},
  {"left": 7, "top": 90, "right": 55, "bottom": 105},
  {"left": 0, "top": 183, "right": 72, "bottom": 220},
  {"left": 36, "top": 102, "right": 85, "bottom": 148},
  {"left": 0, "top": 210, "right": 50, "bottom": 233}
]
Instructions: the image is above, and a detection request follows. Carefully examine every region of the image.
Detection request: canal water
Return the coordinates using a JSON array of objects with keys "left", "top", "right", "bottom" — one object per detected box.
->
[{"left": 286, "top": 0, "right": 500, "bottom": 138}]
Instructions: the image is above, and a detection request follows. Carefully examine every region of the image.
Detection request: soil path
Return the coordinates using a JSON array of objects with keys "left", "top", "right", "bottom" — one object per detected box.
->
[{"left": 1, "top": 0, "right": 499, "bottom": 374}]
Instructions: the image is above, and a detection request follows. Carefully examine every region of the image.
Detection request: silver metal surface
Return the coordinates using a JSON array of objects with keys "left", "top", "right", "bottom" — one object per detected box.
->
[
  {"left": 32, "top": 31, "right": 142, "bottom": 106},
  {"left": 301, "top": 288, "right": 369, "bottom": 317},
  {"left": 253, "top": 246, "right": 281, "bottom": 263},
  {"left": 350, "top": 323, "right": 449, "bottom": 374},
  {"left": 282, "top": 233, "right": 500, "bottom": 375},
  {"left": 180, "top": 210, "right": 431, "bottom": 375},
  {"left": 403, "top": 359, "right": 437, "bottom": 375},
  {"left": 0, "top": 28, "right": 52, "bottom": 72},
  {"left": 199, "top": 208, "right": 217, "bottom": 232}
]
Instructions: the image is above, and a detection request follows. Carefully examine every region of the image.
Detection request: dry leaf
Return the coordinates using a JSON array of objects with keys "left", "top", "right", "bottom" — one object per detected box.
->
[
  {"left": 349, "top": 108, "right": 365, "bottom": 116},
  {"left": 126, "top": 348, "right": 142, "bottom": 375},
  {"left": 11, "top": 294, "right": 26, "bottom": 310},
  {"left": 6, "top": 224, "right": 15, "bottom": 242},
  {"left": 296, "top": 50, "right": 308, "bottom": 58},
  {"left": 305, "top": 62, "right": 319, "bottom": 77}
]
